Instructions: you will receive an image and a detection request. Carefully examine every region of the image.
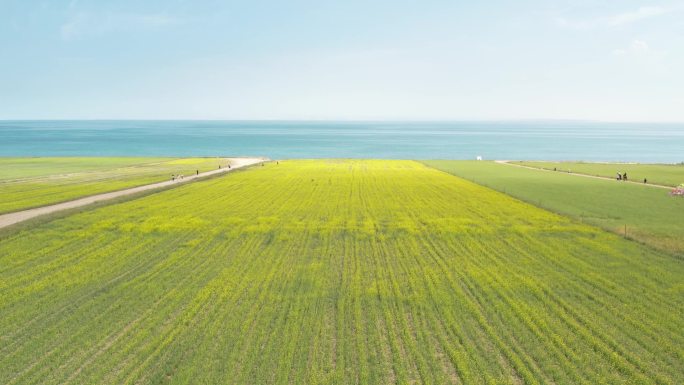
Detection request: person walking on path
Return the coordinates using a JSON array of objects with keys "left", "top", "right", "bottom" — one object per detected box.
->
[
  {"left": 196, "top": 170, "right": 199, "bottom": 175},
  {"left": 623, "top": 172, "right": 628, "bottom": 181}
]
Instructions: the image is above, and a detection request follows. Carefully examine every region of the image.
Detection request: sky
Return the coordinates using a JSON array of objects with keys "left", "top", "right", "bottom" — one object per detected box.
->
[{"left": 1, "top": 0, "right": 683, "bottom": 121}]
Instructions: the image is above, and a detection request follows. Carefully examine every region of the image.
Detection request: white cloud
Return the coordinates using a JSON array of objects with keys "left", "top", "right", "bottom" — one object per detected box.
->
[
  {"left": 556, "top": 5, "right": 676, "bottom": 30},
  {"left": 128, "top": 14, "right": 179, "bottom": 28},
  {"left": 60, "top": 12, "right": 181, "bottom": 40},
  {"left": 60, "top": 12, "right": 88, "bottom": 40},
  {"left": 605, "top": 6, "right": 667, "bottom": 26},
  {"left": 612, "top": 39, "right": 650, "bottom": 55}
]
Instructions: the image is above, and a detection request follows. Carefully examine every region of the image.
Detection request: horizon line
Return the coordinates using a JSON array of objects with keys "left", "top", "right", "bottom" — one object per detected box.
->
[{"left": 2, "top": 118, "right": 684, "bottom": 124}]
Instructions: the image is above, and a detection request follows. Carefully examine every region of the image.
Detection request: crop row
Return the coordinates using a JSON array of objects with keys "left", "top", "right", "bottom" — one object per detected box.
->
[{"left": 0, "top": 160, "right": 682, "bottom": 384}]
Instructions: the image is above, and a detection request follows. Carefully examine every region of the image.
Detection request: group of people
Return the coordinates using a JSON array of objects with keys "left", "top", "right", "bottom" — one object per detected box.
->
[
  {"left": 172, "top": 163, "right": 236, "bottom": 181},
  {"left": 616, "top": 172, "right": 649, "bottom": 184}
]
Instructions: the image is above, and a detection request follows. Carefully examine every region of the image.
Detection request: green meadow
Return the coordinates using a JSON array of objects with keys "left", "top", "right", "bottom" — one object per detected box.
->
[
  {"left": 424, "top": 160, "right": 684, "bottom": 257},
  {"left": 0, "top": 157, "right": 228, "bottom": 214},
  {"left": 1, "top": 160, "right": 682, "bottom": 384},
  {"left": 516, "top": 161, "right": 684, "bottom": 187}
]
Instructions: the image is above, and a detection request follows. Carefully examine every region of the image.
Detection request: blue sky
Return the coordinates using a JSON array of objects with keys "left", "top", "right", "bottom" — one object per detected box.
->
[{"left": 1, "top": 0, "right": 683, "bottom": 121}]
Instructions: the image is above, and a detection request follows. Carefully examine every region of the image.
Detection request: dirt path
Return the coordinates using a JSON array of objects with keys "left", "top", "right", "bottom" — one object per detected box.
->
[
  {"left": 0, "top": 157, "right": 267, "bottom": 230},
  {"left": 494, "top": 160, "right": 672, "bottom": 190}
]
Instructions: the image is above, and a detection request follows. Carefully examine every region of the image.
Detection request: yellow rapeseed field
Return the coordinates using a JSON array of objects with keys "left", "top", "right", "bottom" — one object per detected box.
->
[{"left": 0, "top": 160, "right": 682, "bottom": 384}]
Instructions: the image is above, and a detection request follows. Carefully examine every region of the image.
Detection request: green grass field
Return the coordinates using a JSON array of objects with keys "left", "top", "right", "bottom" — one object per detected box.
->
[
  {"left": 516, "top": 161, "right": 684, "bottom": 187},
  {"left": 0, "top": 157, "right": 228, "bottom": 214},
  {"left": 424, "top": 161, "right": 684, "bottom": 257},
  {"left": 1, "top": 160, "right": 682, "bottom": 384}
]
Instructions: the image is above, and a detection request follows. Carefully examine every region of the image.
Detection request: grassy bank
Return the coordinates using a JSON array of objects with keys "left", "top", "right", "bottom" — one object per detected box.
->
[
  {"left": 0, "top": 157, "right": 228, "bottom": 214},
  {"left": 423, "top": 160, "right": 684, "bottom": 257},
  {"left": 516, "top": 161, "right": 684, "bottom": 187}
]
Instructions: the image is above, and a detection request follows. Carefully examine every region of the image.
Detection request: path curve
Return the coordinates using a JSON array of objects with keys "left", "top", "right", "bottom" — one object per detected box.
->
[
  {"left": 0, "top": 157, "right": 267, "bottom": 229},
  {"left": 494, "top": 160, "right": 672, "bottom": 190}
]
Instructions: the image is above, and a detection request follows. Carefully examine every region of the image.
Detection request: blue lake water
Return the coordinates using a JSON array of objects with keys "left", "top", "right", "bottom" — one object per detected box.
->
[{"left": 1, "top": 120, "right": 682, "bottom": 162}]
